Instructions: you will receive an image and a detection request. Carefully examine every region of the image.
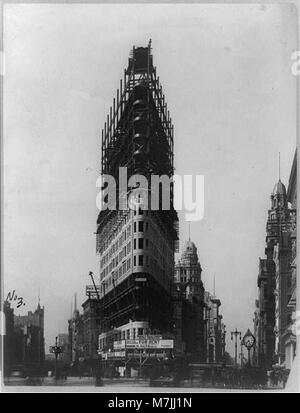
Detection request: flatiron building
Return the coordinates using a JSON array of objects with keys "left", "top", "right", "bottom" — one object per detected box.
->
[{"left": 96, "top": 42, "right": 179, "bottom": 347}]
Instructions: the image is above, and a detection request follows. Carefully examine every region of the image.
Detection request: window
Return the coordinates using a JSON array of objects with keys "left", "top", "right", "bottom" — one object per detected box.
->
[
  {"left": 138, "top": 238, "right": 143, "bottom": 249},
  {"left": 145, "top": 222, "right": 149, "bottom": 231},
  {"left": 134, "top": 239, "right": 136, "bottom": 250},
  {"left": 134, "top": 222, "right": 137, "bottom": 233},
  {"left": 138, "top": 255, "right": 144, "bottom": 266},
  {"left": 134, "top": 256, "right": 136, "bottom": 266},
  {"left": 145, "top": 239, "right": 149, "bottom": 248},
  {"left": 138, "top": 328, "right": 143, "bottom": 336},
  {"left": 138, "top": 221, "right": 144, "bottom": 232},
  {"left": 146, "top": 255, "right": 149, "bottom": 266},
  {"left": 126, "top": 330, "right": 130, "bottom": 339}
]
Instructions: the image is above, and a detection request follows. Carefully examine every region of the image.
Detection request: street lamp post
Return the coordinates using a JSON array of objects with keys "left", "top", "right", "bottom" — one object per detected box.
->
[
  {"left": 88, "top": 271, "right": 103, "bottom": 386},
  {"left": 231, "top": 329, "right": 242, "bottom": 368},
  {"left": 241, "top": 329, "right": 256, "bottom": 368},
  {"left": 49, "top": 336, "right": 63, "bottom": 380},
  {"left": 240, "top": 340, "right": 244, "bottom": 368}
]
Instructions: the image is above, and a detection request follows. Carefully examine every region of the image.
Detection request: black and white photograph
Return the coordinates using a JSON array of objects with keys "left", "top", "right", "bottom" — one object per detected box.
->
[{"left": 1, "top": 0, "right": 299, "bottom": 394}]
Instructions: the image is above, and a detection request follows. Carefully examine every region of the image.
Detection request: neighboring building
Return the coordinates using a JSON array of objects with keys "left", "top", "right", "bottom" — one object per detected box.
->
[
  {"left": 204, "top": 292, "right": 223, "bottom": 363},
  {"left": 254, "top": 151, "right": 297, "bottom": 371},
  {"left": 95, "top": 42, "right": 178, "bottom": 350},
  {"left": 82, "top": 297, "right": 101, "bottom": 363},
  {"left": 173, "top": 240, "right": 206, "bottom": 360},
  {"left": 68, "top": 308, "right": 84, "bottom": 367},
  {"left": 284, "top": 149, "right": 297, "bottom": 369},
  {"left": 255, "top": 179, "right": 291, "bottom": 369},
  {"left": 256, "top": 257, "right": 275, "bottom": 368},
  {"left": 14, "top": 302, "right": 45, "bottom": 367},
  {"left": 273, "top": 232, "right": 293, "bottom": 365},
  {"left": 173, "top": 239, "right": 224, "bottom": 364},
  {"left": 3, "top": 301, "right": 15, "bottom": 376},
  {"left": 253, "top": 299, "right": 260, "bottom": 366}
]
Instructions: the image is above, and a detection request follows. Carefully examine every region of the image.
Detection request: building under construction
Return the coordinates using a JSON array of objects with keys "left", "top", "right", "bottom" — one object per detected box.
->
[{"left": 96, "top": 42, "right": 179, "bottom": 360}]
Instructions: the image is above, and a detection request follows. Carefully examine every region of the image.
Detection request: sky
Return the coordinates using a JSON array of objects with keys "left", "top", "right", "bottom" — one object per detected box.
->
[{"left": 3, "top": 3, "right": 297, "bottom": 357}]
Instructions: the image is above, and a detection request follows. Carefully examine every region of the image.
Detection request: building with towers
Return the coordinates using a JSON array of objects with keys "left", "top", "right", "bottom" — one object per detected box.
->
[
  {"left": 254, "top": 151, "right": 297, "bottom": 370},
  {"left": 173, "top": 237, "right": 224, "bottom": 363},
  {"left": 173, "top": 239, "right": 205, "bottom": 360}
]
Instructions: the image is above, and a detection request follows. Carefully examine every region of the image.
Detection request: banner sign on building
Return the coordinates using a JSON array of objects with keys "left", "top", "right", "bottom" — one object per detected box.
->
[{"left": 113, "top": 338, "right": 173, "bottom": 350}]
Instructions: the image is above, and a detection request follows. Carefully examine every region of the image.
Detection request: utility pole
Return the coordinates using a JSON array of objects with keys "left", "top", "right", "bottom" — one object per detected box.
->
[{"left": 231, "top": 328, "right": 241, "bottom": 368}]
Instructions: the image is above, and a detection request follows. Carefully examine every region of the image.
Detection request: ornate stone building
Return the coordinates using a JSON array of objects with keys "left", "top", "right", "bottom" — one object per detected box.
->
[
  {"left": 173, "top": 239, "right": 224, "bottom": 363},
  {"left": 82, "top": 297, "right": 101, "bottom": 364},
  {"left": 68, "top": 307, "right": 84, "bottom": 368},
  {"left": 14, "top": 302, "right": 45, "bottom": 367},
  {"left": 173, "top": 240, "right": 205, "bottom": 360},
  {"left": 283, "top": 149, "right": 297, "bottom": 369},
  {"left": 204, "top": 291, "right": 223, "bottom": 363},
  {"left": 254, "top": 150, "right": 297, "bottom": 370}
]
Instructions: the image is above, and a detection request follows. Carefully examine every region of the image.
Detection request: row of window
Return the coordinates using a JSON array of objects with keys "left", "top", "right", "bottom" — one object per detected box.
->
[
  {"left": 101, "top": 225, "right": 132, "bottom": 267},
  {"left": 101, "top": 237, "right": 173, "bottom": 283},
  {"left": 101, "top": 252, "right": 170, "bottom": 294},
  {"left": 100, "top": 220, "right": 149, "bottom": 268},
  {"left": 101, "top": 241, "right": 132, "bottom": 279},
  {"left": 98, "top": 212, "right": 131, "bottom": 255},
  {"left": 101, "top": 258, "right": 132, "bottom": 288},
  {"left": 175, "top": 268, "right": 200, "bottom": 276},
  {"left": 178, "top": 276, "right": 200, "bottom": 283}
]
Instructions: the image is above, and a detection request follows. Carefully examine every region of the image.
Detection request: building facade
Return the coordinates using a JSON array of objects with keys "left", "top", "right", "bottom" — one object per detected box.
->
[
  {"left": 68, "top": 309, "right": 84, "bottom": 367},
  {"left": 173, "top": 239, "right": 224, "bottom": 364},
  {"left": 82, "top": 297, "right": 101, "bottom": 363},
  {"left": 283, "top": 149, "right": 297, "bottom": 369},
  {"left": 255, "top": 151, "right": 297, "bottom": 371},
  {"left": 95, "top": 42, "right": 178, "bottom": 347},
  {"left": 13, "top": 302, "right": 45, "bottom": 367},
  {"left": 256, "top": 257, "right": 275, "bottom": 368},
  {"left": 204, "top": 292, "right": 224, "bottom": 363},
  {"left": 173, "top": 240, "right": 205, "bottom": 360},
  {"left": 3, "top": 301, "right": 15, "bottom": 376}
]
